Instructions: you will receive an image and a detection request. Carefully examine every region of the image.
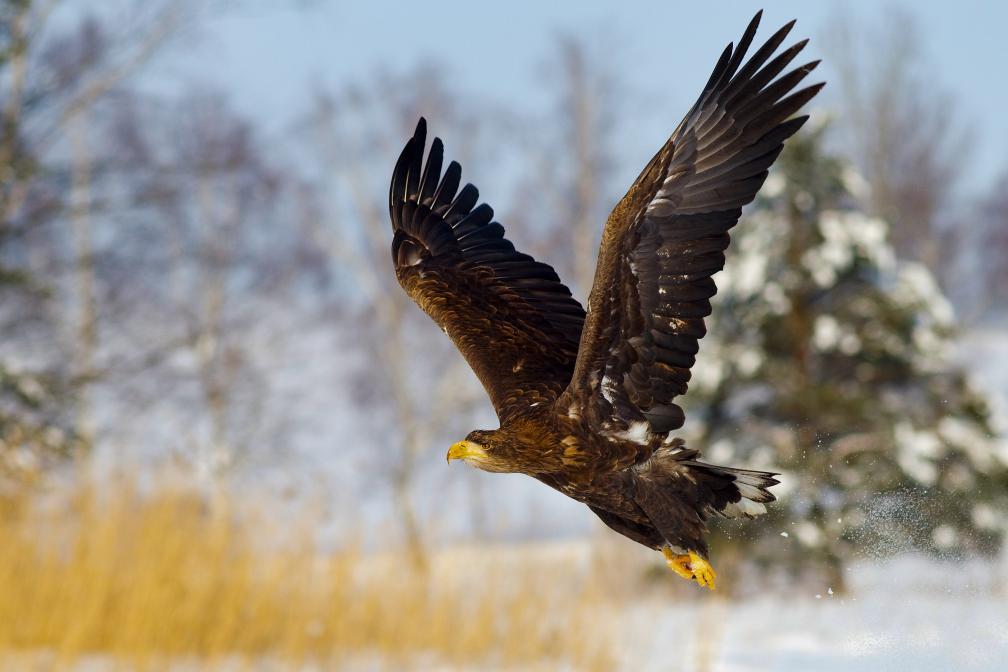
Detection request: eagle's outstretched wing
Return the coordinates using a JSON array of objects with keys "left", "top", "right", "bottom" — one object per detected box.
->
[
  {"left": 559, "top": 11, "right": 822, "bottom": 445},
  {"left": 389, "top": 119, "right": 585, "bottom": 420}
]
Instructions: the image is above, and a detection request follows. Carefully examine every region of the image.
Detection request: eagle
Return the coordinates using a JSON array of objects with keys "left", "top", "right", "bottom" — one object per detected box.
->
[{"left": 387, "top": 11, "right": 821, "bottom": 590}]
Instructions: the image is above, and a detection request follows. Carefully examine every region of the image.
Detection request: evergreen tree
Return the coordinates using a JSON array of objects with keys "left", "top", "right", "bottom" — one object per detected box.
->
[
  {"left": 686, "top": 125, "right": 1008, "bottom": 587},
  {"left": 1, "top": 0, "right": 83, "bottom": 491}
]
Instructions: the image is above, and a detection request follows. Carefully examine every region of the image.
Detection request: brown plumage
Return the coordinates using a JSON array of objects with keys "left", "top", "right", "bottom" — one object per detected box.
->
[{"left": 387, "top": 11, "right": 821, "bottom": 589}]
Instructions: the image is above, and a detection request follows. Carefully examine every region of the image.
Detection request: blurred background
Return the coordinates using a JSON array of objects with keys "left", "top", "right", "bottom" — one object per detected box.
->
[{"left": 1, "top": 1, "right": 1006, "bottom": 670}]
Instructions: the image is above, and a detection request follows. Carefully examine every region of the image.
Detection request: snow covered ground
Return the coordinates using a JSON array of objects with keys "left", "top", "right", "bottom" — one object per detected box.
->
[{"left": 615, "top": 556, "right": 1007, "bottom": 672}]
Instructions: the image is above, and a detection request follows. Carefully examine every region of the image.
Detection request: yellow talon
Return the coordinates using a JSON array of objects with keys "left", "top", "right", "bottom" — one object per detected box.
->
[
  {"left": 662, "top": 548, "right": 694, "bottom": 580},
  {"left": 689, "top": 551, "right": 717, "bottom": 590},
  {"left": 662, "top": 548, "right": 717, "bottom": 591}
]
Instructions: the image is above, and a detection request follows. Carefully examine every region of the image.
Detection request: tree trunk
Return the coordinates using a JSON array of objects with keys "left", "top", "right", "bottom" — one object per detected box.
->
[{"left": 70, "top": 113, "right": 97, "bottom": 450}]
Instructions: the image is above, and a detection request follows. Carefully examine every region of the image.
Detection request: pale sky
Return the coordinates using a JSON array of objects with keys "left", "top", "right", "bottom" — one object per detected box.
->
[{"left": 156, "top": 0, "right": 1008, "bottom": 196}]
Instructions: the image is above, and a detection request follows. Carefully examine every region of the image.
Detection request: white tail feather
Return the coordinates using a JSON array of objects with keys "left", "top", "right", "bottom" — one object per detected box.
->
[{"left": 722, "top": 498, "right": 768, "bottom": 518}]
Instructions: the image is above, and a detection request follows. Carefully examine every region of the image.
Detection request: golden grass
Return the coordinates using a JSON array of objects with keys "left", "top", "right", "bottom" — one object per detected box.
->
[{"left": 0, "top": 475, "right": 615, "bottom": 671}]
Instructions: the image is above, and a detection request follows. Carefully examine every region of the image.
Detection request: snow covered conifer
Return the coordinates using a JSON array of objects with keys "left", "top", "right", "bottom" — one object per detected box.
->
[{"left": 686, "top": 124, "right": 1008, "bottom": 587}]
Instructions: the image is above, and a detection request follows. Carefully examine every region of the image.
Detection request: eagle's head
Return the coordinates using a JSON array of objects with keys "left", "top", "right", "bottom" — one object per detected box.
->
[{"left": 447, "top": 429, "right": 522, "bottom": 473}]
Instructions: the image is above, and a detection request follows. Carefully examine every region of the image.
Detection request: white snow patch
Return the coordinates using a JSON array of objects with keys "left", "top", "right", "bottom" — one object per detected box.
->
[
  {"left": 971, "top": 504, "right": 1000, "bottom": 531},
  {"left": 841, "top": 164, "right": 871, "bottom": 200},
  {"left": 736, "top": 348, "right": 763, "bottom": 376},
  {"left": 795, "top": 521, "right": 824, "bottom": 547},
  {"left": 690, "top": 353, "right": 725, "bottom": 393},
  {"left": 894, "top": 422, "right": 941, "bottom": 486},
  {"left": 813, "top": 315, "right": 841, "bottom": 350},
  {"left": 931, "top": 524, "right": 958, "bottom": 549},
  {"left": 762, "top": 172, "right": 786, "bottom": 198}
]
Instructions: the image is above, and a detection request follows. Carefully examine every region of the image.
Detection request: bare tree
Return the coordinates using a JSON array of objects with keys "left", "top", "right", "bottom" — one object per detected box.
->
[
  {"left": 68, "top": 111, "right": 98, "bottom": 446},
  {"left": 1, "top": 1, "right": 198, "bottom": 483},
  {"left": 823, "top": 7, "right": 971, "bottom": 277},
  {"left": 975, "top": 168, "right": 1008, "bottom": 316},
  {"left": 296, "top": 67, "right": 500, "bottom": 561},
  {"left": 549, "top": 37, "right": 618, "bottom": 295},
  {"left": 87, "top": 88, "right": 306, "bottom": 475},
  {"left": 0, "top": 0, "right": 203, "bottom": 474},
  {"left": 508, "top": 35, "right": 622, "bottom": 300}
]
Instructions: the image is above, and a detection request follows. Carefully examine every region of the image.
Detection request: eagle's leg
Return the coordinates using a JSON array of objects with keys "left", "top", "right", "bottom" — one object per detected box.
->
[{"left": 662, "top": 548, "right": 717, "bottom": 590}]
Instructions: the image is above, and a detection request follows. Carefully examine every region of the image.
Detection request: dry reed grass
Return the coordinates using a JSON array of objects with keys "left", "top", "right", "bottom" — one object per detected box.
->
[{"left": 0, "top": 475, "right": 616, "bottom": 671}]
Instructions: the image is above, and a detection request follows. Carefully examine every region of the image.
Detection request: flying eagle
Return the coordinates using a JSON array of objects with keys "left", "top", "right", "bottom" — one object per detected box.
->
[{"left": 387, "top": 11, "right": 821, "bottom": 589}]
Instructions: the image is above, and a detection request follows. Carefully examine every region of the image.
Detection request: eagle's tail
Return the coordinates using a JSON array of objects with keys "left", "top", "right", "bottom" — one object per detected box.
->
[
  {"left": 682, "top": 459, "right": 779, "bottom": 518},
  {"left": 635, "top": 440, "right": 779, "bottom": 522}
]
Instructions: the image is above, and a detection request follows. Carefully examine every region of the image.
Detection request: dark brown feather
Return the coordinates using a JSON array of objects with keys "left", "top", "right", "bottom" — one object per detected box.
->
[
  {"left": 559, "top": 11, "right": 822, "bottom": 443},
  {"left": 389, "top": 119, "right": 585, "bottom": 420}
]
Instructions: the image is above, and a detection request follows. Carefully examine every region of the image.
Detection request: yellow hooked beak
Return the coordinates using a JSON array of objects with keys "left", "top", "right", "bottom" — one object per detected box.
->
[{"left": 447, "top": 440, "right": 487, "bottom": 464}]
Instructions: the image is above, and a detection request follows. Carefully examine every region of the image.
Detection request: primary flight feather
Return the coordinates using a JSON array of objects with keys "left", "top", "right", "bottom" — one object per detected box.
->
[{"left": 387, "top": 10, "right": 822, "bottom": 589}]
